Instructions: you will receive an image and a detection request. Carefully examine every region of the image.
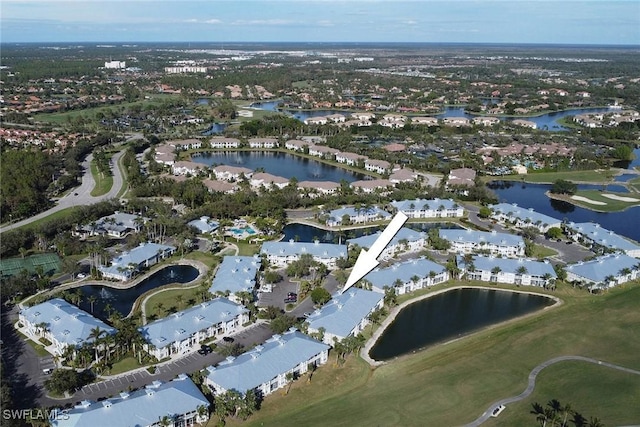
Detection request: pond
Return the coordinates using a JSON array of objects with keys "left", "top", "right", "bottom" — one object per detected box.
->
[
  {"left": 281, "top": 222, "right": 462, "bottom": 244},
  {"left": 78, "top": 265, "right": 199, "bottom": 322},
  {"left": 249, "top": 101, "right": 615, "bottom": 132},
  {"left": 369, "top": 288, "right": 554, "bottom": 361},
  {"left": 191, "top": 151, "right": 365, "bottom": 182},
  {"left": 488, "top": 180, "right": 640, "bottom": 242}
]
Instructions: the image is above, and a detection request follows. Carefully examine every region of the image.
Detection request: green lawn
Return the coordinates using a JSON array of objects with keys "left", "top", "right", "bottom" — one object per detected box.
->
[
  {"left": 144, "top": 286, "right": 205, "bottom": 320},
  {"left": 239, "top": 282, "right": 640, "bottom": 427},
  {"left": 235, "top": 242, "right": 260, "bottom": 256},
  {"left": 17, "top": 207, "right": 80, "bottom": 232},
  {"left": 553, "top": 189, "right": 640, "bottom": 212},
  {"left": 109, "top": 356, "right": 146, "bottom": 376},
  {"left": 89, "top": 160, "right": 113, "bottom": 197},
  {"left": 530, "top": 243, "right": 558, "bottom": 259}
]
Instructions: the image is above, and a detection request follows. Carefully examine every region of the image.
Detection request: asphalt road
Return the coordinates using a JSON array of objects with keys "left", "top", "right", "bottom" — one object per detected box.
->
[
  {"left": 463, "top": 355, "right": 640, "bottom": 426},
  {"left": 0, "top": 149, "right": 126, "bottom": 234}
]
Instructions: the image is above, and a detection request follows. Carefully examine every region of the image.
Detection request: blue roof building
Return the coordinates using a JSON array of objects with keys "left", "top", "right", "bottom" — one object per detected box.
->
[
  {"left": 363, "top": 258, "right": 448, "bottom": 294},
  {"left": 98, "top": 242, "right": 176, "bottom": 281},
  {"left": 52, "top": 375, "right": 209, "bottom": 427},
  {"left": 19, "top": 298, "right": 116, "bottom": 357},
  {"left": 440, "top": 229, "right": 525, "bottom": 258},
  {"left": 209, "top": 256, "right": 260, "bottom": 302},
  {"left": 390, "top": 198, "right": 464, "bottom": 218},
  {"left": 205, "top": 329, "right": 330, "bottom": 397},
  {"left": 490, "top": 203, "right": 561, "bottom": 232},
  {"left": 74, "top": 211, "right": 147, "bottom": 239},
  {"left": 188, "top": 216, "right": 219, "bottom": 234},
  {"left": 261, "top": 241, "right": 347, "bottom": 268},
  {"left": 325, "top": 206, "right": 391, "bottom": 227},
  {"left": 566, "top": 222, "right": 640, "bottom": 257},
  {"left": 347, "top": 227, "right": 427, "bottom": 260},
  {"left": 306, "top": 288, "right": 384, "bottom": 344},
  {"left": 457, "top": 255, "right": 556, "bottom": 287},
  {"left": 566, "top": 254, "right": 640, "bottom": 291},
  {"left": 139, "top": 298, "right": 249, "bottom": 360}
]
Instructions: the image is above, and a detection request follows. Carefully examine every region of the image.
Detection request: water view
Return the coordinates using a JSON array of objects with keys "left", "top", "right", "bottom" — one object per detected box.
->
[
  {"left": 249, "top": 101, "right": 614, "bottom": 132},
  {"left": 281, "top": 222, "right": 462, "bottom": 244},
  {"left": 78, "top": 265, "right": 199, "bottom": 322},
  {"left": 369, "top": 288, "right": 554, "bottom": 361},
  {"left": 191, "top": 151, "right": 365, "bottom": 182}
]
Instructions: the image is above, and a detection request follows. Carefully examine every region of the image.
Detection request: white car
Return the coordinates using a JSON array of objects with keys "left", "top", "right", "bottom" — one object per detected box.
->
[
  {"left": 76, "top": 273, "right": 86, "bottom": 279},
  {"left": 491, "top": 405, "right": 506, "bottom": 417}
]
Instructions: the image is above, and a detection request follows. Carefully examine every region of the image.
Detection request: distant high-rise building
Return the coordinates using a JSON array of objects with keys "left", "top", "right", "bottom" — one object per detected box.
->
[{"left": 104, "top": 60, "right": 126, "bottom": 69}]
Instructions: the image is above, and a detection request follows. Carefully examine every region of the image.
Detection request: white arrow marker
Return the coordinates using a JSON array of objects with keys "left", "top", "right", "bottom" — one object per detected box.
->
[{"left": 341, "top": 211, "right": 409, "bottom": 293}]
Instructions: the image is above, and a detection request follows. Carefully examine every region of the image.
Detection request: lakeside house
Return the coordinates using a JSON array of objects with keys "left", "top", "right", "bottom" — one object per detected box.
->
[
  {"left": 351, "top": 179, "right": 393, "bottom": 194},
  {"left": 325, "top": 206, "right": 391, "bottom": 227},
  {"left": 19, "top": 298, "right": 116, "bottom": 357},
  {"left": 447, "top": 168, "right": 477, "bottom": 188},
  {"left": 205, "top": 329, "right": 329, "bottom": 397},
  {"left": 364, "top": 159, "right": 392, "bottom": 174},
  {"left": 250, "top": 172, "right": 290, "bottom": 190},
  {"left": 489, "top": 203, "right": 561, "bottom": 233},
  {"left": 390, "top": 198, "right": 464, "bottom": 218},
  {"left": 209, "top": 137, "right": 240, "bottom": 149},
  {"left": 211, "top": 165, "right": 253, "bottom": 181},
  {"left": 172, "top": 160, "right": 207, "bottom": 176},
  {"left": 187, "top": 216, "right": 219, "bottom": 234},
  {"left": 564, "top": 222, "right": 640, "bottom": 257},
  {"left": 98, "top": 242, "right": 176, "bottom": 281},
  {"left": 73, "top": 211, "right": 147, "bottom": 239},
  {"left": 566, "top": 254, "right": 640, "bottom": 291},
  {"left": 306, "top": 288, "right": 384, "bottom": 345},
  {"left": 457, "top": 255, "right": 557, "bottom": 287},
  {"left": 363, "top": 258, "right": 449, "bottom": 294},
  {"left": 347, "top": 227, "right": 427, "bottom": 260},
  {"left": 260, "top": 241, "right": 347, "bottom": 269},
  {"left": 248, "top": 137, "right": 278, "bottom": 149},
  {"left": 335, "top": 152, "right": 368, "bottom": 166},
  {"left": 52, "top": 375, "right": 209, "bottom": 427},
  {"left": 168, "top": 138, "right": 203, "bottom": 151},
  {"left": 202, "top": 179, "right": 237, "bottom": 194},
  {"left": 440, "top": 229, "right": 525, "bottom": 258},
  {"left": 209, "top": 256, "right": 261, "bottom": 302},
  {"left": 298, "top": 180, "right": 340, "bottom": 196},
  {"left": 139, "top": 298, "right": 249, "bottom": 360},
  {"left": 284, "top": 139, "right": 309, "bottom": 152}
]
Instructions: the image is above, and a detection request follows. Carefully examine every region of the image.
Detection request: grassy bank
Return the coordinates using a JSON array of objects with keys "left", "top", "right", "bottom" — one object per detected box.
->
[
  {"left": 549, "top": 189, "right": 640, "bottom": 212},
  {"left": 89, "top": 160, "right": 113, "bottom": 197},
  {"left": 487, "top": 169, "right": 618, "bottom": 184},
  {"left": 237, "top": 282, "right": 640, "bottom": 427}
]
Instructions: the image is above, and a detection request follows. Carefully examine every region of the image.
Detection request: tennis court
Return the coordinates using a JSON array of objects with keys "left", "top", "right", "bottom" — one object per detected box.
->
[{"left": 0, "top": 253, "right": 61, "bottom": 277}]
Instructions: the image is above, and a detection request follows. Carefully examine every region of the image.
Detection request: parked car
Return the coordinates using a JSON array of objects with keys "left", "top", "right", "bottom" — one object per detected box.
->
[
  {"left": 222, "top": 336, "right": 234, "bottom": 343},
  {"left": 287, "top": 292, "right": 297, "bottom": 298},
  {"left": 491, "top": 405, "right": 506, "bottom": 417},
  {"left": 197, "top": 345, "right": 212, "bottom": 355},
  {"left": 284, "top": 297, "right": 297, "bottom": 304}
]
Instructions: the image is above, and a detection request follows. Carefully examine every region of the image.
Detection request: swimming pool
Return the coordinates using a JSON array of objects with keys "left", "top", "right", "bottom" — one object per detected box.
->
[{"left": 229, "top": 226, "right": 256, "bottom": 235}]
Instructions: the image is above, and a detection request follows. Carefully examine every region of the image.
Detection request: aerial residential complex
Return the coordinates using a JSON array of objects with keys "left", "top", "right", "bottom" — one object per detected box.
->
[
  {"left": 457, "top": 255, "right": 557, "bottom": 287},
  {"left": 260, "top": 241, "right": 347, "bottom": 268},
  {"left": 347, "top": 227, "right": 427, "bottom": 260},
  {"left": 364, "top": 258, "right": 449, "bottom": 294},
  {"left": 98, "top": 242, "right": 176, "bottom": 281},
  {"left": 138, "top": 298, "right": 249, "bottom": 360},
  {"left": 205, "top": 329, "right": 330, "bottom": 397},
  {"left": 439, "top": 229, "right": 526, "bottom": 258},
  {"left": 209, "top": 256, "right": 261, "bottom": 301},
  {"left": 19, "top": 298, "right": 116, "bottom": 357}
]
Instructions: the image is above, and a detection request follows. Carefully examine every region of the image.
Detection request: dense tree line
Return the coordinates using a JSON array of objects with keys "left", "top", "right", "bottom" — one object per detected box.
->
[{"left": 0, "top": 150, "right": 56, "bottom": 222}]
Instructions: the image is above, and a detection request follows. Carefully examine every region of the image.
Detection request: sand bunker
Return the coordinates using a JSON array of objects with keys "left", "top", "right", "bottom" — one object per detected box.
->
[
  {"left": 601, "top": 193, "right": 640, "bottom": 202},
  {"left": 571, "top": 195, "right": 607, "bottom": 205}
]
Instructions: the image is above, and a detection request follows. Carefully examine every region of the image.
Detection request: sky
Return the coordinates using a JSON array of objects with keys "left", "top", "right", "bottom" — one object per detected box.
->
[{"left": 2, "top": 0, "right": 639, "bottom": 45}]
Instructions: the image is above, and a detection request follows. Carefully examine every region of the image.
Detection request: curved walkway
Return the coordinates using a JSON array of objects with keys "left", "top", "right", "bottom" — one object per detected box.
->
[
  {"left": 463, "top": 355, "right": 640, "bottom": 427},
  {"left": 0, "top": 149, "right": 126, "bottom": 233}
]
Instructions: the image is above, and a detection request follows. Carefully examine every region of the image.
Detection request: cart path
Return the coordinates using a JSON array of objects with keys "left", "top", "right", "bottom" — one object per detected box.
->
[{"left": 464, "top": 355, "right": 640, "bottom": 426}]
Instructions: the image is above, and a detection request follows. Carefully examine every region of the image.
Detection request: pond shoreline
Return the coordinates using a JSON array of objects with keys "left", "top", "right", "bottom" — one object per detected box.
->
[{"left": 361, "top": 284, "right": 561, "bottom": 367}]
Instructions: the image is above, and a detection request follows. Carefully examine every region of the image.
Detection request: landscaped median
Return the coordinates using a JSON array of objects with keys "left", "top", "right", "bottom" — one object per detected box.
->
[{"left": 242, "top": 281, "right": 640, "bottom": 427}]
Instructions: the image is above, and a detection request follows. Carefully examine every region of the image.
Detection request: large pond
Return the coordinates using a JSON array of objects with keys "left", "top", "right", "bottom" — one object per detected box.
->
[
  {"left": 282, "top": 222, "right": 462, "bottom": 244},
  {"left": 488, "top": 181, "right": 640, "bottom": 242},
  {"left": 249, "top": 101, "right": 614, "bottom": 132},
  {"left": 369, "top": 288, "right": 554, "bottom": 361},
  {"left": 191, "top": 151, "right": 365, "bottom": 182},
  {"left": 78, "top": 265, "right": 199, "bottom": 322}
]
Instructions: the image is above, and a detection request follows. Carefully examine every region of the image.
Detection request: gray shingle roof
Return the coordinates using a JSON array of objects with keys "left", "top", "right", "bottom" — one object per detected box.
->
[
  {"left": 52, "top": 375, "right": 208, "bottom": 427},
  {"left": 206, "top": 330, "right": 329, "bottom": 394},
  {"left": 306, "top": 288, "right": 383, "bottom": 339},
  {"left": 567, "top": 253, "right": 640, "bottom": 282},
  {"left": 20, "top": 298, "right": 116, "bottom": 348},
  {"left": 568, "top": 222, "right": 640, "bottom": 252},
  {"left": 490, "top": 203, "right": 561, "bottom": 227},
  {"left": 138, "top": 298, "right": 248, "bottom": 349},
  {"left": 209, "top": 256, "right": 260, "bottom": 296}
]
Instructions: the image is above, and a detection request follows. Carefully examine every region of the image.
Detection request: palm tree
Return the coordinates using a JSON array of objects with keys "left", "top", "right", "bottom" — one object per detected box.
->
[
  {"left": 196, "top": 405, "right": 209, "bottom": 425},
  {"left": 516, "top": 266, "right": 528, "bottom": 276},
  {"left": 176, "top": 294, "right": 184, "bottom": 310},
  {"left": 87, "top": 295, "right": 97, "bottom": 314},
  {"left": 410, "top": 274, "right": 420, "bottom": 290},
  {"left": 88, "top": 327, "right": 106, "bottom": 362}
]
